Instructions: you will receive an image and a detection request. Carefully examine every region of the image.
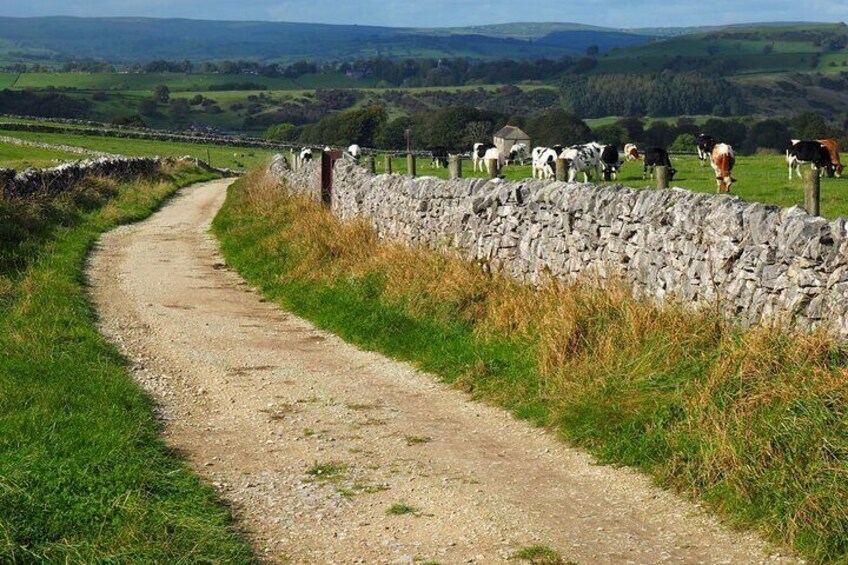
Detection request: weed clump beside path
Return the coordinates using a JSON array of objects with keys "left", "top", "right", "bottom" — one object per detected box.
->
[
  {"left": 214, "top": 169, "right": 848, "bottom": 564},
  {"left": 0, "top": 165, "right": 256, "bottom": 563}
]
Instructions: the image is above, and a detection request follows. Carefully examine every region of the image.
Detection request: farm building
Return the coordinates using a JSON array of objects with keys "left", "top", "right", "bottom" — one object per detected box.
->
[{"left": 493, "top": 125, "right": 531, "bottom": 156}]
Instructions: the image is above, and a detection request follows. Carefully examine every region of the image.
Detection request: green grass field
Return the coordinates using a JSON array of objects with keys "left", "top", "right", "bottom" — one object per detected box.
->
[
  {"left": 0, "top": 166, "right": 256, "bottom": 563},
  {"left": 0, "top": 129, "right": 275, "bottom": 170},
  {"left": 4, "top": 71, "right": 376, "bottom": 92},
  {"left": 0, "top": 141, "right": 84, "bottom": 168},
  {"left": 372, "top": 152, "right": 848, "bottom": 219}
]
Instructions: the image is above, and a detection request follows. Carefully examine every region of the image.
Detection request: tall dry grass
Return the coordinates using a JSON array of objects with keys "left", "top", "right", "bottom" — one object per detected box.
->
[{"left": 218, "top": 169, "right": 848, "bottom": 562}]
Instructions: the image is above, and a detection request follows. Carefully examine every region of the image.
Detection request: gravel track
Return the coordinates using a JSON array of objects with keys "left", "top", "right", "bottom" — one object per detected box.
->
[{"left": 87, "top": 179, "right": 799, "bottom": 565}]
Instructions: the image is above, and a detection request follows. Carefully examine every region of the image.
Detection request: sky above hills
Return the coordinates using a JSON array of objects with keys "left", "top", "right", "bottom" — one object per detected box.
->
[{"left": 3, "top": 0, "right": 847, "bottom": 28}]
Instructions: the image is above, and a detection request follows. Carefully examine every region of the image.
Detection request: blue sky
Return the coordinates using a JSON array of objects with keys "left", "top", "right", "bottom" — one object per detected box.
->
[{"left": 2, "top": 0, "right": 847, "bottom": 28}]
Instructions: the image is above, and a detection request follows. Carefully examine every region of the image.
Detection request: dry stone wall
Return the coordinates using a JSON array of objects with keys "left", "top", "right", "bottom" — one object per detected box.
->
[
  {"left": 268, "top": 154, "right": 848, "bottom": 336},
  {"left": 0, "top": 155, "right": 234, "bottom": 200}
]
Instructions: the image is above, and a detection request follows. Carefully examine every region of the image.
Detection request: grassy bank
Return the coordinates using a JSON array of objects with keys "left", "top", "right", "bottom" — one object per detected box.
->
[
  {"left": 213, "top": 170, "right": 848, "bottom": 564},
  {"left": 0, "top": 165, "right": 256, "bottom": 563}
]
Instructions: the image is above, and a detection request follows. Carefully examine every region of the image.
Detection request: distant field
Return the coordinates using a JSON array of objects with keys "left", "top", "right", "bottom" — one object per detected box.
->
[
  {"left": 0, "top": 141, "right": 82, "bottom": 168},
  {"left": 595, "top": 27, "right": 848, "bottom": 75},
  {"left": 0, "top": 130, "right": 275, "bottom": 170},
  {"left": 0, "top": 72, "right": 17, "bottom": 88},
  {"left": 6, "top": 72, "right": 377, "bottom": 92},
  {"left": 374, "top": 152, "right": 848, "bottom": 219}
]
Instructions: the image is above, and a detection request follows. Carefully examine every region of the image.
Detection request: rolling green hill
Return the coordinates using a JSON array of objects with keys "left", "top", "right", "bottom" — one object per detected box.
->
[
  {"left": 594, "top": 23, "right": 848, "bottom": 75},
  {"left": 0, "top": 17, "right": 652, "bottom": 64}
]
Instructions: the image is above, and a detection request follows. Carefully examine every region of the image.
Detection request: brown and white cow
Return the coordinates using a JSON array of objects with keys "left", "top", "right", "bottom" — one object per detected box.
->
[
  {"left": 711, "top": 143, "right": 736, "bottom": 193},
  {"left": 624, "top": 143, "right": 640, "bottom": 161},
  {"left": 817, "top": 138, "right": 843, "bottom": 178}
]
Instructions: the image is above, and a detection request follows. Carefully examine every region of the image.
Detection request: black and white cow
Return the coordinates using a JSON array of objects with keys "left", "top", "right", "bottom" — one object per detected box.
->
[
  {"left": 696, "top": 134, "right": 716, "bottom": 167},
  {"left": 599, "top": 144, "right": 622, "bottom": 181},
  {"left": 472, "top": 142, "right": 504, "bottom": 175},
  {"left": 643, "top": 147, "right": 677, "bottom": 181},
  {"left": 430, "top": 146, "right": 449, "bottom": 168},
  {"left": 561, "top": 142, "right": 603, "bottom": 182},
  {"left": 786, "top": 140, "right": 835, "bottom": 180},
  {"left": 472, "top": 143, "right": 492, "bottom": 172},
  {"left": 347, "top": 144, "right": 362, "bottom": 162},
  {"left": 299, "top": 147, "right": 314, "bottom": 162},
  {"left": 508, "top": 143, "right": 529, "bottom": 166},
  {"left": 532, "top": 145, "right": 563, "bottom": 179}
]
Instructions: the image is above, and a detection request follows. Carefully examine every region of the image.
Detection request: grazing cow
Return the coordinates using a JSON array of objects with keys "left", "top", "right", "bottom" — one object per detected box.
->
[
  {"left": 508, "top": 143, "right": 529, "bottom": 166},
  {"left": 696, "top": 134, "right": 716, "bottom": 167},
  {"left": 347, "top": 144, "right": 362, "bottom": 162},
  {"left": 711, "top": 143, "right": 736, "bottom": 193},
  {"left": 532, "top": 146, "right": 563, "bottom": 179},
  {"left": 299, "top": 147, "right": 314, "bottom": 162},
  {"left": 561, "top": 142, "right": 603, "bottom": 182},
  {"left": 624, "top": 143, "right": 640, "bottom": 161},
  {"left": 472, "top": 143, "right": 488, "bottom": 172},
  {"left": 599, "top": 144, "right": 622, "bottom": 181},
  {"left": 817, "top": 138, "right": 843, "bottom": 178},
  {"left": 472, "top": 143, "right": 504, "bottom": 174},
  {"left": 643, "top": 147, "right": 677, "bottom": 181},
  {"left": 786, "top": 140, "right": 834, "bottom": 180},
  {"left": 430, "top": 146, "right": 449, "bottom": 168}
]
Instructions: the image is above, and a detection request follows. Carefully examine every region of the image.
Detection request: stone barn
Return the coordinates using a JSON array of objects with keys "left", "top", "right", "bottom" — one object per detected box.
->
[{"left": 493, "top": 125, "right": 531, "bottom": 156}]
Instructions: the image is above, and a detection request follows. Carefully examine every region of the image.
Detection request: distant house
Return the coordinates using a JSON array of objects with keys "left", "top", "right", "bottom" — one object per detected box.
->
[{"left": 493, "top": 125, "right": 531, "bottom": 156}]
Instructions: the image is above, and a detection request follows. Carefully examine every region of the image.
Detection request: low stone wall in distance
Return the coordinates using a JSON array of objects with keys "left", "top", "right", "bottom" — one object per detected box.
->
[
  {"left": 268, "top": 154, "right": 848, "bottom": 337},
  {"left": 0, "top": 155, "right": 235, "bottom": 200}
]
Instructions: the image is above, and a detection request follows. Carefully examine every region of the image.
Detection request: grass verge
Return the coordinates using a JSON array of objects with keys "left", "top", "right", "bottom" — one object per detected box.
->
[
  {"left": 0, "top": 165, "right": 256, "bottom": 563},
  {"left": 213, "top": 169, "right": 848, "bottom": 564}
]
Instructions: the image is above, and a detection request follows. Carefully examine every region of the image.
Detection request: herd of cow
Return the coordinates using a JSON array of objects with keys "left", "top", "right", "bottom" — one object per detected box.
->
[
  {"left": 295, "top": 136, "right": 844, "bottom": 194},
  {"left": 465, "top": 139, "right": 740, "bottom": 193}
]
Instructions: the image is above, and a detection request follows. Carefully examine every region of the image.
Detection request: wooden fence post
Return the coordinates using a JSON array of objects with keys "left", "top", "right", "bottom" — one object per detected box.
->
[
  {"left": 486, "top": 158, "right": 500, "bottom": 179},
  {"left": 555, "top": 158, "right": 567, "bottom": 182},
  {"left": 804, "top": 168, "right": 821, "bottom": 216},
  {"left": 656, "top": 166, "right": 669, "bottom": 189},
  {"left": 448, "top": 155, "right": 462, "bottom": 179},
  {"left": 384, "top": 154, "right": 393, "bottom": 175},
  {"left": 407, "top": 153, "right": 416, "bottom": 177},
  {"left": 320, "top": 151, "right": 333, "bottom": 207},
  {"left": 365, "top": 155, "right": 376, "bottom": 174}
]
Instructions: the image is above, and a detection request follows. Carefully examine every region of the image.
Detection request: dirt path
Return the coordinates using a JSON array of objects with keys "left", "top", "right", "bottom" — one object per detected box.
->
[{"left": 88, "top": 179, "right": 797, "bottom": 565}]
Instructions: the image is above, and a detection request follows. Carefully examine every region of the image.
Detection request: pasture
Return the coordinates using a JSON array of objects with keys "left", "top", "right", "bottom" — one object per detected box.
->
[
  {"left": 0, "top": 129, "right": 275, "bottom": 171},
  {"left": 0, "top": 141, "right": 84, "bottom": 168},
  {"left": 373, "top": 152, "right": 848, "bottom": 219},
  {"left": 2, "top": 71, "right": 375, "bottom": 92}
]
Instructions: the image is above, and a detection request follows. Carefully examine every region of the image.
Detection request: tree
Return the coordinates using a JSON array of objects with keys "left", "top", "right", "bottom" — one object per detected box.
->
[
  {"left": 264, "top": 123, "right": 299, "bottom": 142},
  {"left": 743, "top": 119, "right": 791, "bottom": 153},
  {"left": 702, "top": 118, "right": 747, "bottom": 147},
  {"left": 644, "top": 121, "right": 677, "bottom": 147},
  {"left": 138, "top": 99, "right": 158, "bottom": 116},
  {"left": 153, "top": 84, "right": 170, "bottom": 104},
  {"left": 111, "top": 114, "right": 147, "bottom": 127},
  {"left": 526, "top": 109, "right": 590, "bottom": 147},
  {"left": 586, "top": 45, "right": 600, "bottom": 57},
  {"left": 670, "top": 133, "right": 696, "bottom": 153},
  {"left": 591, "top": 124, "right": 626, "bottom": 146},
  {"left": 616, "top": 117, "right": 645, "bottom": 143},
  {"left": 375, "top": 117, "right": 413, "bottom": 149},
  {"left": 169, "top": 98, "right": 191, "bottom": 123},
  {"left": 791, "top": 112, "right": 830, "bottom": 140},
  {"left": 462, "top": 121, "right": 494, "bottom": 147}
]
